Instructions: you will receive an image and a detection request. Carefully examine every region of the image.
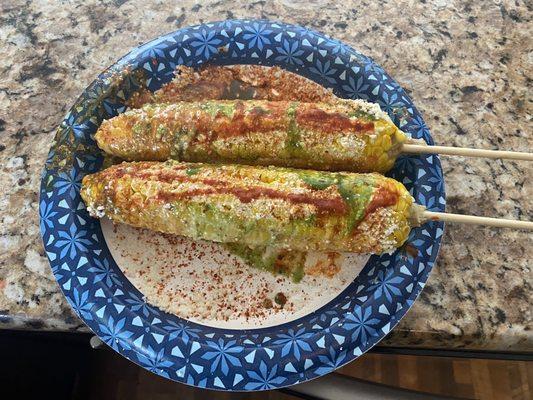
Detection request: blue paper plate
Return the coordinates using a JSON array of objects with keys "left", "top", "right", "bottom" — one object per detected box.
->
[{"left": 39, "top": 20, "right": 445, "bottom": 391}]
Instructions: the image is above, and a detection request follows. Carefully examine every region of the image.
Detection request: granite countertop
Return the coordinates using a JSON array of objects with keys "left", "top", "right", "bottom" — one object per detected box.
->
[{"left": 1, "top": 1, "right": 531, "bottom": 351}]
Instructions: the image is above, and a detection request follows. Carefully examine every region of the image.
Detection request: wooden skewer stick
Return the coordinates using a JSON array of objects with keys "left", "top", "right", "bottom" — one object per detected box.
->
[
  {"left": 410, "top": 205, "right": 533, "bottom": 230},
  {"left": 402, "top": 139, "right": 533, "bottom": 161},
  {"left": 422, "top": 211, "right": 533, "bottom": 229}
]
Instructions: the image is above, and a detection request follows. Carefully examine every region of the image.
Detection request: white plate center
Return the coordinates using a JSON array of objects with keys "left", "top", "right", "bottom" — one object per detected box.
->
[{"left": 101, "top": 218, "right": 369, "bottom": 329}]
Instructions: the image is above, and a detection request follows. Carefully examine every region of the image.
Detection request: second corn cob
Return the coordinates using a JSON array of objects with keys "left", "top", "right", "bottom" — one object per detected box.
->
[
  {"left": 95, "top": 100, "right": 409, "bottom": 173},
  {"left": 81, "top": 161, "right": 414, "bottom": 254}
]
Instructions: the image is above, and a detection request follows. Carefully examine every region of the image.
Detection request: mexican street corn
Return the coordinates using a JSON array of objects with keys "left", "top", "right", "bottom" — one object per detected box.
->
[
  {"left": 95, "top": 100, "right": 408, "bottom": 173},
  {"left": 81, "top": 161, "right": 414, "bottom": 254}
]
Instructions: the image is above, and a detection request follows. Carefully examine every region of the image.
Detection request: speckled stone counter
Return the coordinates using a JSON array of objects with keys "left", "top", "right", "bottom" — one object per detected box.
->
[{"left": 1, "top": 0, "right": 531, "bottom": 351}]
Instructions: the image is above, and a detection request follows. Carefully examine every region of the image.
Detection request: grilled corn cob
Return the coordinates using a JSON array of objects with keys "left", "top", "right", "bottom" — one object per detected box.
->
[
  {"left": 81, "top": 161, "right": 414, "bottom": 254},
  {"left": 95, "top": 100, "right": 408, "bottom": 173}
]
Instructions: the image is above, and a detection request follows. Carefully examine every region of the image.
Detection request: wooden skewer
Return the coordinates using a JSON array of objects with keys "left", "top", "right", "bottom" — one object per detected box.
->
[
  {"left": 402, "top": 140, "right": 532, "bottom": 230},
  {"left": 410, "top": 205, "right": 533, "bottom": 230},
  {"left": 422, "top": 210, "right": 533, "bottom": 229},
  {"left": 402, "top": 139, "right": 533, "bottom": 161}
]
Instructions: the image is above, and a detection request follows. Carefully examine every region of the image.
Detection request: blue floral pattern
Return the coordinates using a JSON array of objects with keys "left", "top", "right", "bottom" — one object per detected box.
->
[
  {"left": 242, "top": 23, "right": 272, "bottom": 50},
  {"left": 39, "top": 20, "right": 445, "bottom": 391},
  {"left": 273, "top": 328, "right": 314, "bottom": 361},
  {"left": 55, "top": 224, "right": 91, "bottom": 260},
  {"left": 190, "top": 29, "right": 223, "bottom": 59},
  {"left": 275, "top": 40, "right": 305, "bottom": 66},
  {"left": 343, "top": 306, "right": 380, "bottom": 345},
  {"left": 202, "top": 339, "right": 244, "bottom": 375},
  {"left": 245, "top": 362, "right": 286, "bottom": 390}
]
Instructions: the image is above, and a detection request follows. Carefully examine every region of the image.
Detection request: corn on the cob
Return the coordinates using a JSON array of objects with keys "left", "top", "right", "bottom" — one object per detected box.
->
[
  {"left": 95, "top": 100, "right": 408, "bottom": 173},
  {"left": 81, "top": 161, "right": 414, "bottom": 254}
]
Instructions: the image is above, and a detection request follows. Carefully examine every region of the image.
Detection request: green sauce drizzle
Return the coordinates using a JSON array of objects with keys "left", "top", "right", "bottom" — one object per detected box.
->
[
  {"left": 185, "top": 167, "right": 200, "bottom": 176},
  {"left": 348, "top": 109, "right": 377, "bottom": 121},
  {"left": 200, "top": 101, "right": 235, "bottom": 118},
  {"left": 155, "top": 125, "right": 169, "bottom": 139},
  {"left": 225, "top": 243, "right": 306, "bottom": 283},
  {"left": 296, "top": 170, "right": 374, "bottom": 232},
  {"left": 336, "top": 177, "right": 374, "bottom": 232},
  {"left": 285, "top": 102, "right": 304, "bottom": 155}
]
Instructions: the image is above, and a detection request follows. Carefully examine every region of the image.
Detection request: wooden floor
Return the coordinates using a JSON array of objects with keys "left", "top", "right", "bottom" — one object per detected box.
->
[
  {"left": 339, "top": 353, "right": 532, "bottom": 400},
  {"left": 4, "top": 330, "right": 529, "bottom": 399},
  {"left": 79, "top": 350, "right": 533, "bottom": 400}
]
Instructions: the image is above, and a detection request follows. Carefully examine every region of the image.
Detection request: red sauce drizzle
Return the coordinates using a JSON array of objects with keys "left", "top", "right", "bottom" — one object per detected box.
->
[
  {"left": 295, "top": 107, "right": 375, "bottom": 133},
  {"left": 182, "top": 102, "right": 375, "bottom": 141},
  {"left": 365, "top": 185, "right": 399, "bottom": 216},
  {"left": 209, "top": 102, "right": 289, "bottom": 140},
  {"left": 106, "top": 166, "right": 348, "bottom": 214},
  {"left": 156, "top": 186, "right": 347, "bottom": 214}
]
